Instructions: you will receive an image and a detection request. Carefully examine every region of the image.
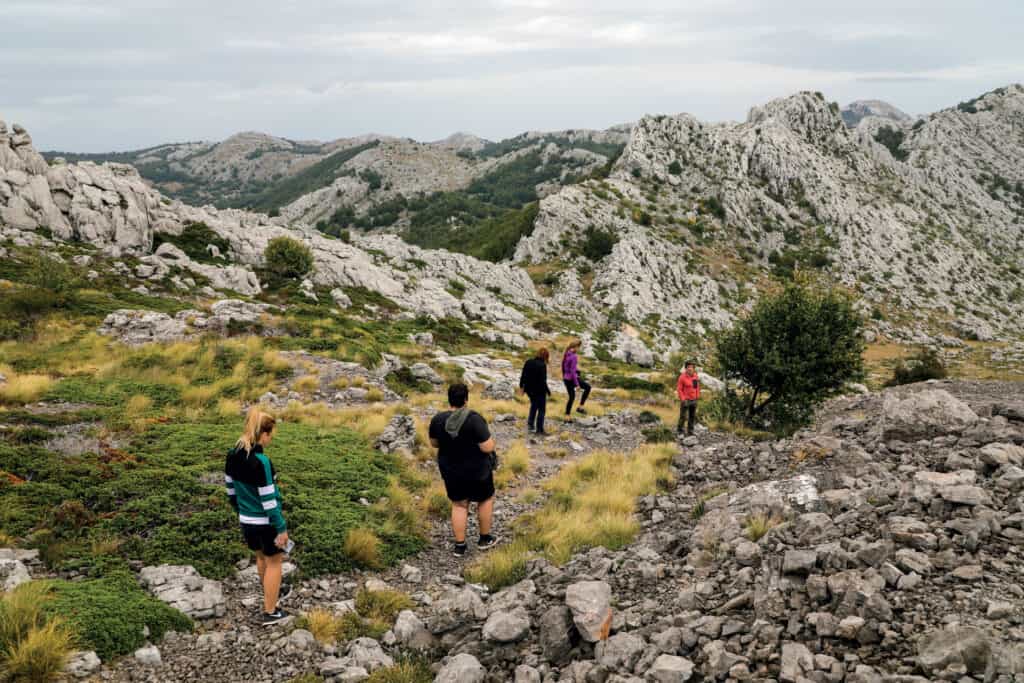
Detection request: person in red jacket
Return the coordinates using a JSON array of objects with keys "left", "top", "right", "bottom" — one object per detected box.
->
[{"left": 676, "top": 361, "right": 701, "bottom": 436}]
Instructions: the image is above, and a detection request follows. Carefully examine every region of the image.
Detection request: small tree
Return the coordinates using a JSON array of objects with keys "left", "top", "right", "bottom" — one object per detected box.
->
[
  {"left": 263, "top": 236, "right": 314, "bottom": 286},
  {"left": 581, "top": 226, "right": 618, "bottom": 261},
  {"left": 714, "top": 277, "right": 865, "bottom": 428}
]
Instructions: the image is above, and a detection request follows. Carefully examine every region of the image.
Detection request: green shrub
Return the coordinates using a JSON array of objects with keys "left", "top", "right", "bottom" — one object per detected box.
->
[
  {"left": 668, "top": 160, "right": 683, "bottom": 175},
  {"left": 714, "top": 277, "right": 864, "bottom": 433},
  {"left": 601, "top": 375, "right": 662, "bottom": 393},
  {"left": 874, "top": 126, "right": 908, "bottom": 161},
  {"left": 385, "top": 368, "right": 433, "bottom": 396},
  {"left": 641, "top": 425, "right": 675, "bottom": 443},
  {"left": 885, "top": 348, "right": 947, "bottom": 386},
  {"left": 264, "top": 236, "right": 314, "bottom": 286},
  {"left": 43, "top": 572, "right": 192, "bottom": 660},
  {"left": 153, "top": 222, "right": 231, "bottom": 264},
  {"left": 580, "top": 226, "right": 619, "bottom": 261}
]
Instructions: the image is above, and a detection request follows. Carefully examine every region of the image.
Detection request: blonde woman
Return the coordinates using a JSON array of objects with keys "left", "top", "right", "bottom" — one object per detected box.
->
[{"left": 225, "top": 407, "right": 291, "bottom": 625}]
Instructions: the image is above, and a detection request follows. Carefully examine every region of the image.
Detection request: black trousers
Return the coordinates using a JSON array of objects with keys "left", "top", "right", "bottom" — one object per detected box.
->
[
  {"left": 678, "top": 400, "right": 697, "bottom": 435},
  {"left": 564, "top": 379, "right": 591, "bottom": 415},
  {"left": 527, "top": 393, "right": 547, "bottom": 433}
]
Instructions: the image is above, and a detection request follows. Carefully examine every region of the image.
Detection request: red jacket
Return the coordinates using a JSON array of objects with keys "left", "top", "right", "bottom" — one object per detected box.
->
[{"left": 677, "top": 371, "right": 700, "bottom": 402}]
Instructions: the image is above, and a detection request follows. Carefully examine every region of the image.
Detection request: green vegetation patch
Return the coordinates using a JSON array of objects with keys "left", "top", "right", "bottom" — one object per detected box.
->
[
  {"left": 0, "top": 421, "right": 424, "bottom": 579},
  {"left": 153, "top": 222, "right": 231, "bottom": 264},
  {"left": 43, "top": 572, "right": 193, "bottom": 660}
]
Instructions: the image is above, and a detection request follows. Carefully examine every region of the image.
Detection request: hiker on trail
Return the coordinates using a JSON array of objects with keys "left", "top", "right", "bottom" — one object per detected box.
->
[
  {"left": 562, "top": 340, "right": 592, "bottom": 419},
  {"left": 519, "top": 347, "right": 552, "bottom": 436},
  {"left": 429, "top": 383, "right": 499, "bottom": 557},
  {"left": 677, "top": 360, "right": 701, "bottom": 436},
  {"left": 225, "top": 407, "right": 292, "bottom": 626}
]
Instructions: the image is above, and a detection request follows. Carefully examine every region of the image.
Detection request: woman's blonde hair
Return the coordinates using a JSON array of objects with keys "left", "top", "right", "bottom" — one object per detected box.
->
[
  {"left": 236, "top": 406, "right": 276, "bottom": 451},
  {"left": 564, "top": 339, "right": 581, "bottom": 354}
]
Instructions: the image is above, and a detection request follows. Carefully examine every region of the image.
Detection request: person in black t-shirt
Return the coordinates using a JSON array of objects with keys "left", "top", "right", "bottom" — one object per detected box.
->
[{"left": 429, "top": 383, "right": 498, "bottom": 557}]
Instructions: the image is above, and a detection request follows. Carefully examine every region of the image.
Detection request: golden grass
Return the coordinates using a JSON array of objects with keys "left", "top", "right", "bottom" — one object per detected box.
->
[
  {"left": 278, "top": 402, "right": 396, "bottom": 439},
  {"left": 503, "top": 441, "right": 530, "bottom": 475},
  {"left": 332, "top": 377, "right": 351, "bottom": 390},
  {"left": 422, "top": 483, "right": 452, "bottom": 519},
  {"left": 216, "top": 398, "right": 242, "bottom": 419},
  {"left": 293, "top": 375, "right": 320, "bottom": 393},
  {"left": 354, "top": 588, "right": 414, "bottom": 622},
  {"left": 343, "top": 528, "right": 382, "bottom": 569},
  {"left": 3, "top": 619, "right": 73, "bottom": 681},
  {"left": 365, "top": 387, "right": 385, "bottom": 403},
  {"left": 90, "top": 535, "right": 123, "bottom": 557},
  {"left": 0, "top": 373, "right": 53, "bottom": 404},
  {"left": 466, "top": 443, "right": 675, "bottom": 587},
  {"left": 303, "top": 608, "right": 342, "bottom": 644},
  {"left": 744, "top": 512, "right": 783, "bottom": 542}
]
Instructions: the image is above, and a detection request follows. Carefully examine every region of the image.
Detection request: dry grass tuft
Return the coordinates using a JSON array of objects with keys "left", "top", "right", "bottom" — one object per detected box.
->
[
  {"left": 293, "top": 375, "right": 320, "bottom": 393},
  {"left": 343, "top": 528, "right": 382, "bottom": 569},
  {"left": 303, "top": 608, "right": 342, "bottom": 644},
  {"left": 744, "top": 511, "right": 783, "bottom": 541},
  {"left": 3, "top": 618, "right": 74, "bottom": 681},
  {"left": 466, "top": 443, "right": 675, "bottom": 588},
  {"left": 0, "top": 373, "right": 53, "bottom": 404}
]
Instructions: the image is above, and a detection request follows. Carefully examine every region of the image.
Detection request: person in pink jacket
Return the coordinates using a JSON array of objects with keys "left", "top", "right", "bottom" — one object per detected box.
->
[
  {"left": 562, "top": 340, "right": 591, "bottom": 418},
  {"left": 677, "top": 360, "right": 701, "bottom": 436}
]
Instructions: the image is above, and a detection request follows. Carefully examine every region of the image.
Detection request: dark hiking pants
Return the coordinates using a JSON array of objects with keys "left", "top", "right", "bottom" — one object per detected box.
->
[
  {"left": 678, "top": 400, "right": 697, "bottom": 435},
  {"left": 564, "top": 379, "right": 591, "bottom": 415}
]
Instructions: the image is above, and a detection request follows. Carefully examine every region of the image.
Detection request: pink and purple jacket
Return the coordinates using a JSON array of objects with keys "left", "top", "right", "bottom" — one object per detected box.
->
[{"left": 562, "top": 349, "right": 580, "bottom": 386}]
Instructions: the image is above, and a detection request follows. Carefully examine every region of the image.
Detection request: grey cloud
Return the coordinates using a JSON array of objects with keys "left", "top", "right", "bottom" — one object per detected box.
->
[{"left": 1, "top": 0, "right": 1021, "bottom": 150}]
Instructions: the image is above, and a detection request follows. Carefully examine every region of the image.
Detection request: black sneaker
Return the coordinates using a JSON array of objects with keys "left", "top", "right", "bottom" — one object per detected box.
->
[
  {"left": 452, "top": 541, "right": 468, "bottom": 557},
  {"left": 534, "top": 429, "right": 549, "bottom": 437},
  {"left": 576, "top": 407, "right": 587, "bottom": 414},
  {"left": 260, "top": 609, "right": 290, "bottom": 626},
  {"left": 477, "top": 534, "right": 499, "bottom": 551}
]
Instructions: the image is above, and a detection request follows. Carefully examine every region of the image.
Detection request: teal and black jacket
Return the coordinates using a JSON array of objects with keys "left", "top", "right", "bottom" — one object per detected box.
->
[{"left": 224, "top": 444, "right": 286, "bottom": 532}]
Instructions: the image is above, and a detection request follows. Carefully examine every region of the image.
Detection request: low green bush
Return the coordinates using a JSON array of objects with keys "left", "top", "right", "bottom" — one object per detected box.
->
[
  {"left": 0, "top": 421, "right": 424, "bottom": 578},
  {"left": 264, "top": 236, "right": 314, "bottom": 287},
  {"left": 153, "top": 222, "right": 231, "bottom": 264},
  {"left": 43, "top": 572, "right": 193, "bottom": 660},
  {"left": 885, "top": 348, "right": 947, "bottom": 386}
]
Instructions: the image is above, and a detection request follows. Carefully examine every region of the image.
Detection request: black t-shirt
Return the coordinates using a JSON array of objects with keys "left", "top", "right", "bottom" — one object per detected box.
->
[{"left": 429, "top": 410, "right": 491, "bottom": 481}]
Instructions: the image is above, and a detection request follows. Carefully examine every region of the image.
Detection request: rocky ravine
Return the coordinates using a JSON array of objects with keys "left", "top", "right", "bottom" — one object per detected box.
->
[{"left": 41, "top": 379, "right": 1023, "bottom": 682}]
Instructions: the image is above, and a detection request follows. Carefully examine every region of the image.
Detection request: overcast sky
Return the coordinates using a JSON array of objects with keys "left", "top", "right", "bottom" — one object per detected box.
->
[{"left": 2, "top": 0, "right": 1022, "bottom": 152}]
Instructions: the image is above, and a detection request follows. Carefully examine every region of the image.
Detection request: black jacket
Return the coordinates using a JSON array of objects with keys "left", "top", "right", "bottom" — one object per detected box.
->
[{"left": 520, "top": 357, "right": 551, "bottom": 398}]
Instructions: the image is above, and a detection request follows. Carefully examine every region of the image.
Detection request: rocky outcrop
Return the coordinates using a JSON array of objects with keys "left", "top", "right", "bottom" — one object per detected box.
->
[
  {"left": 98, "top": 300, "right": 277, "bottom": 345},
  {"left": 139, "top": 565, "right": 226, "bottom": 620},
  {"left": 517, "top": 86, "right": 1024, "bottom": 344}
]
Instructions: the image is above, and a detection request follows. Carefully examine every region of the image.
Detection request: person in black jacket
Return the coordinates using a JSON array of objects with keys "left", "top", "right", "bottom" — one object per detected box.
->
[{"left": 519, "top": 347, "right": 552, "bottom": 436}]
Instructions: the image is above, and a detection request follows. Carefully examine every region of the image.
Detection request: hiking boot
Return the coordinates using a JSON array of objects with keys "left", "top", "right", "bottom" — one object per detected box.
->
[
  {"left": 526, "top": 424, "right": 535, "bottom": 433},
  {"left": 534, "top": 429, "right": 549, "bottom": 437},
  {"left": 260, "top": 609, "right": 290, "bottom": 626},
  {"left": 477, "top": 534, "right": 499, "bottom": 551},
  {"left": 452, "top": 541, "right": 468, "bottom": 558}
]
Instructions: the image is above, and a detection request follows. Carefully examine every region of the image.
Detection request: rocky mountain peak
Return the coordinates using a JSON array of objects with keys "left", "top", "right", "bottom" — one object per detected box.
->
[
  {"left": 841, "top": 100, "right": 912, "bottom": 128},
  {"left": 746, "top": 91, "right": 847, "bottom": 145}
]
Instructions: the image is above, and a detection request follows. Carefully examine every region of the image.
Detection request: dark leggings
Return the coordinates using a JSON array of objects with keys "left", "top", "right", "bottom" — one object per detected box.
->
[
  {"left": 678, "top": 401, "right": 697, "bottom": 435},
  {"left": 564, "top": 379, "right": 591, "bottom": 415},
  {"left": 527, "top": 394, "right": 547, "bottom": 433}
]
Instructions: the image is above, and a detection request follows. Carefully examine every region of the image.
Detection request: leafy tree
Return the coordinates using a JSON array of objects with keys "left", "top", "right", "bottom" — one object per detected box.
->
[
  {"left": 714, "top": 277, "right": 865, "bottom": 427},
  {"left": 263, "top": 236, "right": 314, "bottom": 286}
]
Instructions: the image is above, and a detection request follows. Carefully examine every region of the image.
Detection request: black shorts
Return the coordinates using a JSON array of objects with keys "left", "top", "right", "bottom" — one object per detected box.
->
[
  {"left": 241, "top": 524, "right": 283, "bottom": 556},
  {"left": 443, "top": 473, "right": 495, "bottom": 503}
]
